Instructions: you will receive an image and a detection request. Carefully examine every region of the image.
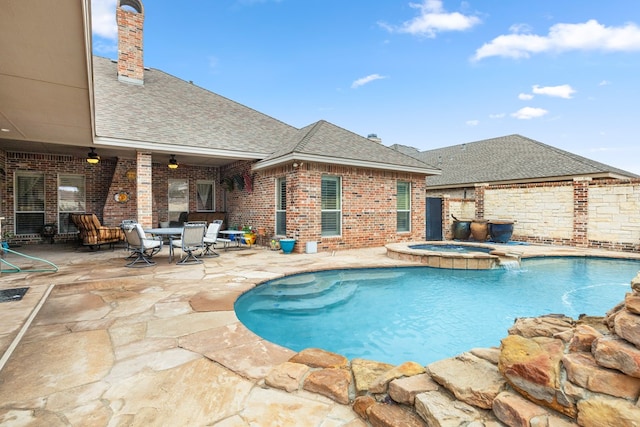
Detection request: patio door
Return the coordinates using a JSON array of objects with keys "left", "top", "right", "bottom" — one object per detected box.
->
[{"left": 426, "top": 197, "right": 443, "bottom": 241}]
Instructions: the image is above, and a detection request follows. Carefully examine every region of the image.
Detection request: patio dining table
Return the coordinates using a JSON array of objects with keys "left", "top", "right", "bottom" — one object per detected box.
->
[{"left": 144, "top": 227, "right": 183, "bottom": 262}]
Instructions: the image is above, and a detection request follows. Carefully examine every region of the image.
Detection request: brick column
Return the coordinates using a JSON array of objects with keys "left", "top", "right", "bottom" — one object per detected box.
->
[
  {"left": 573, "top": 177, "right": 591, "bottom": 248},
  {"left": 136, "top": 151, "right": 153, "bottom": 228},
  {"left": 474, "top": 183, "right": 488, "bottom": 219}
]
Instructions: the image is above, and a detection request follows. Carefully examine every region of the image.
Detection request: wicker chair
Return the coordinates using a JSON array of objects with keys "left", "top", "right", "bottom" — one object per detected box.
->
[{"left": 70, "top": 213, "right": 124, "bottom": 249}]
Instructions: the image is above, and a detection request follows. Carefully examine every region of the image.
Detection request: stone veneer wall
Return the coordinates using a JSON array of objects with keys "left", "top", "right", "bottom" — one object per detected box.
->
[
  {"left": 263, "top": 272, "right": 640, "bottom": 426},
  {"left": 434, "top": 178, "right": 640, "bottom": 252}
]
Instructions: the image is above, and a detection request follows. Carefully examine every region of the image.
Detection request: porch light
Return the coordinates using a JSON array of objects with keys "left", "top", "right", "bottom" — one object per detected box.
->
[
  {"left": 86, "top": 148, "right": 100, "bottom": 164},
  {"left": 168, "top": 155, "right": 178, "bottom": 169}
]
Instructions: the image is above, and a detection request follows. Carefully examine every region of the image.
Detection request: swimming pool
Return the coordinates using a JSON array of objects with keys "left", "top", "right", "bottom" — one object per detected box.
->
[{"left": 234, "top": 257, "right": 640, "bottom": 365}]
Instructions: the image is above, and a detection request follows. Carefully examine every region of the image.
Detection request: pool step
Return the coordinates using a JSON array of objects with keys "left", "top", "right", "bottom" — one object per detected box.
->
[{"left": 246, "top": 281, "right": 358, "bottom": 312}]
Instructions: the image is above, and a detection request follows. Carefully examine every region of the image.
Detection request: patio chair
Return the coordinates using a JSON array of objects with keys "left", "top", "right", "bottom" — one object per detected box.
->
[
  {"left": 122, "top": 223, "right": 163, "bottom": 268},
  {"left": 171, "top": 223, "right": 206, "bottom": 265},
  {"left": 203, "top": 221, "right": 229, "bottom": 257}
]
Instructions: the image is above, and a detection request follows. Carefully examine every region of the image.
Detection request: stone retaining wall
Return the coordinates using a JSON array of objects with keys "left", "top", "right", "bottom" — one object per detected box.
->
[{"left": 263, "top": 273, "right": 640, "bottom": 426}]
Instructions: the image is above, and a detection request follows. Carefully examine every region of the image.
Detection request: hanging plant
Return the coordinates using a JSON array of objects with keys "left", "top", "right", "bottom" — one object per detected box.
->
[
  {"left": 233, "top": 174, "right": 244, "bottom": 190},
  {"left": 221, "top": 177, "right": 234, "bottom": 192},
  {"left": 243, "top": 171, "right": 254, "bottom": 193}
]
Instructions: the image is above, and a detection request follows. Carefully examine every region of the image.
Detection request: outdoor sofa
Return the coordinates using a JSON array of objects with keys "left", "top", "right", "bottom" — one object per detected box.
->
[{"left": 70, "top": 213, "right": 125, "bottom": 249}]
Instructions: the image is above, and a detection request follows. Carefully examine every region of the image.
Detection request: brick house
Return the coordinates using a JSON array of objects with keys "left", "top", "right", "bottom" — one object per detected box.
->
[{"left": 0, "top": 0, "right": 439, "bottom": 252}]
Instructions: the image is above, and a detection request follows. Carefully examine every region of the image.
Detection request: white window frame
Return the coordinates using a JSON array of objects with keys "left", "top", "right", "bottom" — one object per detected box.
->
[
  {"left": 14, "top": 172, "right": 45, "bottom": 235},
  {"left": 321, "top": 175, "right": 341, "bottom": 237},
  {"left": 397, "top": 181, "right": 411, "bottom": 232},
  {"left": 196, "top": 180, "right": 215, "bottom": 212},
  {"left": 275, "top": 177, "right": 286, "bottom": 236},
  {"left": 58, "top": 174, "right": 86, "bottom": 233}
]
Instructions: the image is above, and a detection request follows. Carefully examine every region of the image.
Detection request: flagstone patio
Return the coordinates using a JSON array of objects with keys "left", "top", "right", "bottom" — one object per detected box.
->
[{"left": 0, "top": 242, "right": 638, "bottom": 425}]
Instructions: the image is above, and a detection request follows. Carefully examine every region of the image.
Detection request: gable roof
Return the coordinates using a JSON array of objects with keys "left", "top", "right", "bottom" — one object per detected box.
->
[
  {"left": 254, "top": 120, "right": 440, "bottom": 174},
  {"left": 392, "top": 134, "right": 638, "bottom": 188},
  {"left": 93, "top": 56, "right": 298, "bottom": 164},
  {"left": 94, "top": 56, "right": 439, "bottom": 174}
]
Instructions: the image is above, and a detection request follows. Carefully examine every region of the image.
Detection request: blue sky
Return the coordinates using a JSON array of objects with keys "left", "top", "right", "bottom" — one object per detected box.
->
[{"left": 92, "top": 0, "right": 640, "bottom": 175}]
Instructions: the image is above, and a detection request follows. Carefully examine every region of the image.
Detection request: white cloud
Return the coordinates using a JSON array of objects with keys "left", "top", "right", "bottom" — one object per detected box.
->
[
  {"left": 466, "top": 120, "right": 479, "bottom": 126},
  {"left": 599, "top": 80, "right": 611, "bottom": 86},
  {"left": 511, "top": 107, "right": 548, "bottom": 120},
  {"left": 91, "top": 0, "right": 118, "bottom": 39},
  {"left": 532, "top": 84, "right": 576, "bottom": 99},
  {"left": 473, "top": 19, "right": 640, "bottom": 61},
  {"left": 381, "top": 0, "right": 481, "bottom": 38},
  {"left": 489, "top": 113, "right": 506, "bottom": 119},
  {"left": 351, "top": 74, "right": 387, "bottom": 89},
  {"left": 518, "top": 93, "right": 534, "bottom": 100}
]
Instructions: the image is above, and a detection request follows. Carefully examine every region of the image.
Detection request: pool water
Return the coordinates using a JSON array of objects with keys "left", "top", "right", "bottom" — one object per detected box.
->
[{"left": 234, "top": 257, "right": 640, "bottom": 365}]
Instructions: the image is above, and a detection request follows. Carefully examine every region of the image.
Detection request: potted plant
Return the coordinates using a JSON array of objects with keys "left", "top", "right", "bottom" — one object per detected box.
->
[
  {"left": 242, "top": 225, "right": 256, "bottom": 246},
  {"left": 2, "top": 230, "right": 14, "bottom": 250}
]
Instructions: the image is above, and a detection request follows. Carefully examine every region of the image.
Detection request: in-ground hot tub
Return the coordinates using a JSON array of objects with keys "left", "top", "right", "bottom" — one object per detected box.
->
[{"left": 385, "top": 241, "right": 520, "bottom": 269}]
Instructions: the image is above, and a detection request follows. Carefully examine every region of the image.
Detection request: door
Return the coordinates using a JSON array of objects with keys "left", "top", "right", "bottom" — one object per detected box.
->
[{"left": 426, "top": 197, "right": 443, "bottom": 240}]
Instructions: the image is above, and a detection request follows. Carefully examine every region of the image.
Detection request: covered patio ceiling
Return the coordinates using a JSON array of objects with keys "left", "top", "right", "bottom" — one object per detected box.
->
[{"left": 0, "top": 0, "right": 244, "bottom": 168}]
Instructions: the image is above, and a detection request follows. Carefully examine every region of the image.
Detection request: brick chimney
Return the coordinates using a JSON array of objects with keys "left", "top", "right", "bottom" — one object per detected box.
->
[{"left": 116, "top": 0, "right": 144, "bottom": 85}]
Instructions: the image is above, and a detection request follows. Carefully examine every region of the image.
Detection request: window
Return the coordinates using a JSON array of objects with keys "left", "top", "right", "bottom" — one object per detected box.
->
[
  {"left": 15, "top": 172, "right": 45, "bottom": 234},
  {"left": 168, "top": 179, "right": 189, "bottom": 223},
  {"left": 196, "top": 180, "right": 215, "bottom": 211},
  {"left": 321, "top": 175, "right": 341, "bottom": 236},
  {"left": 275, "top": 177, "right": 286, "bottom": 236},
  {"left": 58, "top": 175, "right": 86, "bottom": 233},
  {"left": 397, "top": 181, "right": 411, "bottom": 232}
]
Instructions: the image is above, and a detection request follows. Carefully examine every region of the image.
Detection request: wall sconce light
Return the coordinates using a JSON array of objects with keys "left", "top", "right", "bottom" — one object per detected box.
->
[
  {"left": 86, "top": 147, "right": 100, "bottom": 164},
  {"left": 125, "top": 169, "right": 137, "bottom": 181},
  {"left": 168, "top": 154, "right": 179, "bottom": 169}
]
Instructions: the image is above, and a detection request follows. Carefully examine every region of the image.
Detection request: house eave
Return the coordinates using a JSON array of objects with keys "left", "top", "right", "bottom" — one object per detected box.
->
[
  {"left": 425, "top": 172, "right": 631, "bottom": 190},
  {"left": 94, "top": 136, "right": 269, "bottom": 160},
  {"left": 253, "top": 153, "right": 441, "bottom": 175}
]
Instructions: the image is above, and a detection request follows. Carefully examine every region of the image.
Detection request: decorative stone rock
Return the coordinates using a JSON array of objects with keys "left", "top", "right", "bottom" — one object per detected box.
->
[
  {"left": 289, "top": 348, "right": 348, "bottom": 369},
  {"left": 368, "top": 361, "right": 425, "bottom": 394},
  {"left": 415, "top": 390, "right": 482, "bottom": 426},
  {"left": 264, "top": 362, "right": 309, "bottom": 392},
  {"left": 562, "top": 352, "right": 640, "bottom": 400},
  {"left": 469, "top": 347, "right": 501, "bottom": 365},
  {"left": 351, "top": 358, "right": 394, "bottom": 395},
  {"left": 604, "top": 302, "right": 625, "bottom": 331},
  {"left": 388, "top": 373, "right": 438, "bottom": 405},
  {"left": 427, "top": 352, "right": 506, "bottom": 409},
  {"left": 568, "top": 324, "right": 602, "bottom": 353},
  {"left": 499, "top": 335, "right": 574, "bottom": 417},
  {"left": 613, "top": 309, "right": 640, "bottom": 347},
  {"left": 577, "top": 395, "right": 640, "bottom": 427},
  {"left": 508, "top": 315, "right": 575, "bottom": 338},
  {"left": 630, "top": 273, "right": 640, "bottom": 293},
  {"left": 303, "top": 368, "right": 351, "bottom": 405},
  {"left": 352, "top": 395, "right": 376, "bottom": 420},
  {"left": 592, "top": 335, "right": 640, "bottom": 378},
  {"left": 624, "top": 292, "right": 640, "bottom": 314},
  {"left": 367, "top": 403, "right": 426, "bottom": 427},
  {"left": 492, "top": 391, "right": 552, "bottom": 427}
]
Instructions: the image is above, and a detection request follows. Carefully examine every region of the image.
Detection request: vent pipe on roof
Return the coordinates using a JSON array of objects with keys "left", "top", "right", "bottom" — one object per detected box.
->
[
  {"left": 116, "top": 0, "right": 145, "bottom": 85},
  {"left": 367, "top": 133, "right": 382, "bottom": 144}
]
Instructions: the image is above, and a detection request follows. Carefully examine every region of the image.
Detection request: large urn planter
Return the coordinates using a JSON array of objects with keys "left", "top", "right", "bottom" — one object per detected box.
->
[
  {"left": 452, "top": 219, "right": 472, "bottom": 240},
  {"left": 489, "top": 220, "right": 515, "bottom": 243},
  {"left": 279, "top": 238, "right": 296, "bottom": 254},
  {"left": 470, "top": 219, "right": 489, "bottom": 241}
]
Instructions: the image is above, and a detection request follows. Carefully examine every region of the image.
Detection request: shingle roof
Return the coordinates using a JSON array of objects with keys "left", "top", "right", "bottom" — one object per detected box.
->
[
  {"left": 93, "top": 56, "right": 297, "bottom": 155},
  {"left": 392, "top": 134, "right": 638, "bottom": 187},
  {"left": 257, "top": 120, "right": 438, "bottom": 172},
  {"left": 93, "top": 56, "right": 438, "bottom": 174}
]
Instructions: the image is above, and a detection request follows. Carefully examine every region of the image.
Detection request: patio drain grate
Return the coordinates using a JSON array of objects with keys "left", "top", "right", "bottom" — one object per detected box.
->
[{"left": 0, "top": 287, "right": 29, "bottom": 303}]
